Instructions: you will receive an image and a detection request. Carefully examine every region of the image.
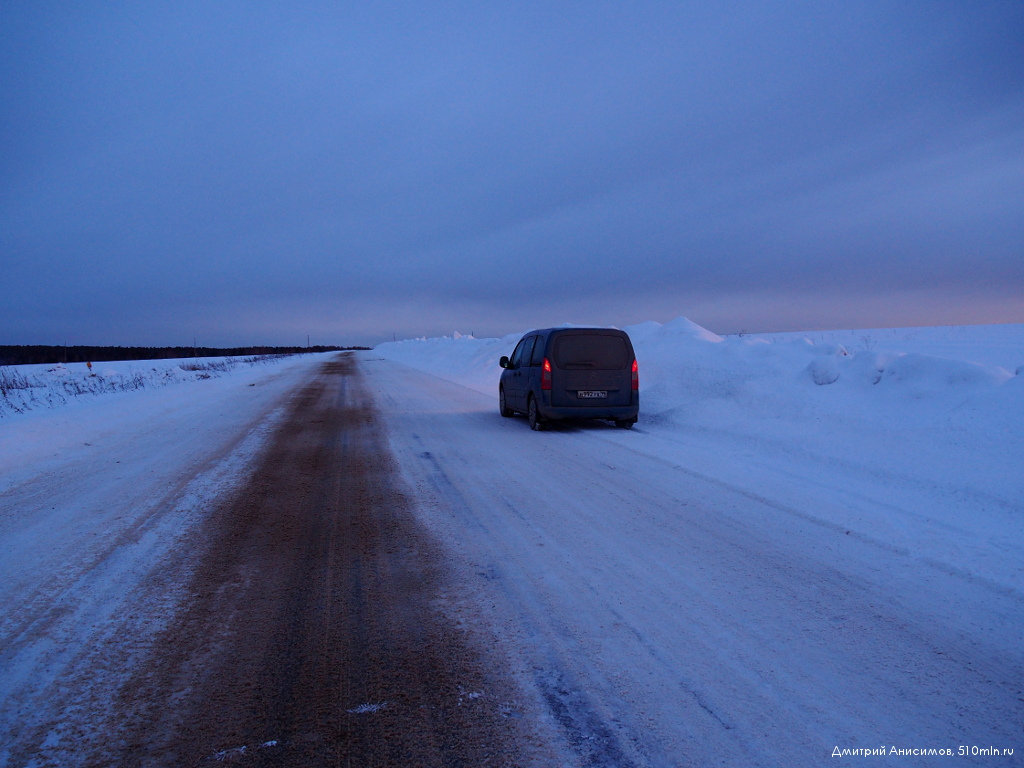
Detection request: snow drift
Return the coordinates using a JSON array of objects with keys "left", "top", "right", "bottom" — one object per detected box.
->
[
  {"left": 0, "top": 355, "right": 293, "bottom": 417},
  {"left": 375, "top": 318, "right": 1021, "bottom": 422},
  {"left": 377, "top": 319, "right": 1024, "bottom": 592}
]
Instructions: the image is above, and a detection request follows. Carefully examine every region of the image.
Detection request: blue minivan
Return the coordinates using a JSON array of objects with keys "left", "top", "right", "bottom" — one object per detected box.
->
[{"left": 499, "top": 327, "right": 639, "bottom": 430}]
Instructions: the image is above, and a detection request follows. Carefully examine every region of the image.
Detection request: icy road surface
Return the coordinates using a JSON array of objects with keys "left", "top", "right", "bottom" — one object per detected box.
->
[
  {"left": 366, "top": 355, "right": 1023, "bottom": 767},
  {"left": 0, "top": 354, "right": 552, "bottom": 767},
  {"left": 0, "top": 348, "right": 1020, "bottom": 766},
  {"left": 0, "top": 355, "right": 323, "bottom": 765}
]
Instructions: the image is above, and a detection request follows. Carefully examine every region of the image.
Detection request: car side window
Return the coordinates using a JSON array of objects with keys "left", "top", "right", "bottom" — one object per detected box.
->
[
  {"left": 520, "top": 336, "right": 537, "bottom": 367},
  {"left": 530, "top": 336, "right": 546, "bottom": 366},
  {"left": 509, "top": 339, "right": 526, "bottom": 368}
]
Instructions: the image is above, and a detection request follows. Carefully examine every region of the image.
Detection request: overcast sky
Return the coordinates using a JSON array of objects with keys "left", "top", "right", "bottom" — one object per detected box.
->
[{"left": 2, "top": 2, "right": 1022, "bottom": 346}]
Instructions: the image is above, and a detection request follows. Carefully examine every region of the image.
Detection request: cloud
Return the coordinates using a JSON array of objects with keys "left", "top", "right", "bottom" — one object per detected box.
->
[{"left": 2, "top": 1, "right": 1022, "bottom": 344}]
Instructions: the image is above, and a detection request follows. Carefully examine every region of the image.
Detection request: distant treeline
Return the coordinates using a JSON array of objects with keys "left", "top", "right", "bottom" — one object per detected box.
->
[{"left": 0, "top": 345, "right": 371, "bottom": 366}]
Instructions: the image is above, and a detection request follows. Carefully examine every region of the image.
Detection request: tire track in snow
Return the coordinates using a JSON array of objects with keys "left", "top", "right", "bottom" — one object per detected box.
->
[
  {"left": 413, "top": 444, "right": 645, "bottom": 768},
  {"left": 87, "top": 354, "right": 552, "bottom": 767},
  {"left": 0, "top": 380, "right": 300, "bottom": 768},
  {"left": 367, "top": 356, "right": 1024, "bottom": 767}
]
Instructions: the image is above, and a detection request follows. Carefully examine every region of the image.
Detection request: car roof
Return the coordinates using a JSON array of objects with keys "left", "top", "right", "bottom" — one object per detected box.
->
[{"left": 526, "top": 326, "right": 627, "bottom": 336}]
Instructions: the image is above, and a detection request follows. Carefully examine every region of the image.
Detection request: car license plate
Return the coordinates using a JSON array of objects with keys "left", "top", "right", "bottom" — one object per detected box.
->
[{"left": 577, "top": 390, "right": 607, "bottom": 398}]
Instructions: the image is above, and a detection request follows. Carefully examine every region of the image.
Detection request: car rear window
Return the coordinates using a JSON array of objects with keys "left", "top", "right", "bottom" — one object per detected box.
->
[{"left": 553, "top": 335, "right": 629, "bottom": 370}]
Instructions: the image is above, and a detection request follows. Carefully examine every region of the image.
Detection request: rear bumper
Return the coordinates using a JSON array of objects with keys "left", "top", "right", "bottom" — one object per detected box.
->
[{"left": 536, "top": 392, "right": 638, "bottom": 422}]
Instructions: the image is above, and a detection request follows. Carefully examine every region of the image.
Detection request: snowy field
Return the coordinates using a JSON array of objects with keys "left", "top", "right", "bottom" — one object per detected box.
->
[
  {"left": 3, "top": 326, "right": 1019, "bottom": 604},
  {"left": 0, "top": 354, "right": 316, "bottom": 500},
  {"left": 0, "top": 352, "right": 329, "bottom": 767},
  {"left": 377, "top": 319, "right": 1023, "bottom": 596},
  {"left": 368, "top": 320, "right": 1023, "bottom": 764},
  {"left": 1, "top": 324, "right": 1021, "bottom": 765},
  {"left": 0, "top": 354, "right": 293, "bottom": 418}
]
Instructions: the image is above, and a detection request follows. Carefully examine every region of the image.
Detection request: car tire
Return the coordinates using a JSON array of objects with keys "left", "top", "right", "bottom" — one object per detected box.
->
[
  {"left": 499, "top": 387, "right": 513, "bottom": 417},
  {"left": 615, "top": 419, "right": 635, "bottom": 429},
  {"left": 528, "top": 396, "right": 544, "bottom": 431}
]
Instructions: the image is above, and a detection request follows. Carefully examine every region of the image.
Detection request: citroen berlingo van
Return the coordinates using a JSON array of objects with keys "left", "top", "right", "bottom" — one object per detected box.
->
[{"left": 498, "top": 327, "right": 638, "bottom": 430}]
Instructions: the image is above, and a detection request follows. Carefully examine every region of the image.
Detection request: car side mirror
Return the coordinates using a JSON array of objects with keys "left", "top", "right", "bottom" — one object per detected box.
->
[{"left": 499, "top": 356, "right": 509, "bottom": 369}]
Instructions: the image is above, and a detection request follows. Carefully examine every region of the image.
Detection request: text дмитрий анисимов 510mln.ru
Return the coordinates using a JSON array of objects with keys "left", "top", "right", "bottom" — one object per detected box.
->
[{"left": 833, "top": 745, "right": 1014, "bottom": 757}]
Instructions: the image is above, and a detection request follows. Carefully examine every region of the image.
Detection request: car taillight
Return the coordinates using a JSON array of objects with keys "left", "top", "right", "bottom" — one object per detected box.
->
[
  {"left": 631, "top": 358, "right": 639, "bottom": 390},
  {"left": 541, "top": 357, "right": 552, "bottom": 390}
]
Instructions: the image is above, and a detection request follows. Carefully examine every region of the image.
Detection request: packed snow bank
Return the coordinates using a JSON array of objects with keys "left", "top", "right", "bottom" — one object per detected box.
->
[
  {"left": 375, "top": 319, "right": 1021, "bottom": 416},
  {"left": 0, "top": 355, "right": 297, "bottom": 417},
  {"left": 374, "top": 318, "right": 1023, "bottom": 483},
  {"left": 376, "top": 319, "right": 1024, "bottom": 590},
  {"left": 756, "top": 323, "right": 1024, "bottom": 370}
]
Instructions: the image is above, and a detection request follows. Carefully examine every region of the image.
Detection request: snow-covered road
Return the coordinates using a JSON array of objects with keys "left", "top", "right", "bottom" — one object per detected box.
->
[
  {"left": 1, "top": 340, "right": 1019, "bottom": 766},
  {"left": 0, "top": 354, "right": 324, "bottom": 765},
  {"left": 366, "top": 355, "right": 1023, "bottom": 766}
]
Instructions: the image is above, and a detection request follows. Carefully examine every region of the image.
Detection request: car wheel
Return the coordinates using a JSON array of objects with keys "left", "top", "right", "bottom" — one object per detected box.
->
[
  {"left": 528, "top": 396, "right": 544, "bottom": 431},
  {"left": 615, "top": 419, "right": 635, "bottom": 429},
  {"left": 499, "top": 387, "right": 513, "bottom": 417}
]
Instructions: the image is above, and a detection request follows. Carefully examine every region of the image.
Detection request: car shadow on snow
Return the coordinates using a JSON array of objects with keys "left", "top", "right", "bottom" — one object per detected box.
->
[{"left": 502, "top": 414, "right": 639, "bottom": 434}]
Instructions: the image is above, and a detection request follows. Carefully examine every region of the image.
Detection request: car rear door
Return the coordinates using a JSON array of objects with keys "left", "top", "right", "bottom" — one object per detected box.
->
[{"left": 549, "top": 332, "right": 633, "bottom": 407}]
